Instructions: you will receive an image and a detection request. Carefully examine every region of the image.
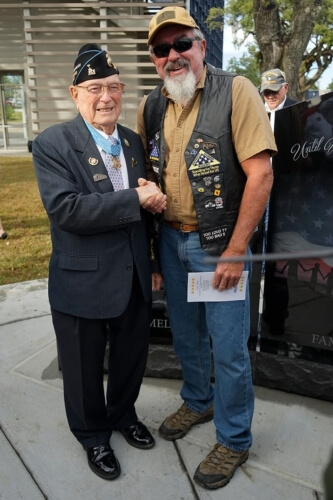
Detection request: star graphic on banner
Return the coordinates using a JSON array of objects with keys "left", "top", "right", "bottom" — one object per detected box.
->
[
  {"left": 300, "top": 229, "right": 310, "bottom": 240},
  {"left": 286, "top": 214, "right": 298, "bottom": 224},
  {"left": 313, "top": 218, "right": 324, "bottom": 229},
  {"left": 316, "top": 189, "right": 326, "bottom": 199},
  {"left": 306, "top": 175, "right": 316, "bottom": 184},
  {"left": 301, "top": 202, "right": 311, "bottom": 213},
  {"left": 325, "top": 234, "right": 333, "bottom": 245}
]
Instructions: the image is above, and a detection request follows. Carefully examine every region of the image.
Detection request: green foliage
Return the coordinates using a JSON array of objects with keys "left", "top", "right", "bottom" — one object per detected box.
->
[
  {"left": 205, "top": 7, "right": 225, "bottom": 32},
  {"left": 1, "top": 75, "right": 21, "bottom": 85},
  {"left": 206, "top": 3, "right": 253, "bottom": 44},
  {"left": 301, "top": 0, "right": 333, "bottom": 81},
  {"left": 225, "top": 0, "right": 255, "bottom": 40},
  {"left": 206, "top": 0, "right": 333, "bottom": 90},
  {"left": 227, "top": 44, "right": 261, "bottom": 86},
  {"left": 5, "top": 104, "right": 15, "bottom": 121}
]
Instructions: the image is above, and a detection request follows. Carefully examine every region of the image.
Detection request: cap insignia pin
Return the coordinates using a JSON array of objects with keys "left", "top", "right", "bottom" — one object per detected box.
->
[{"left": 87, "top": 64, "right": 96, "bottom": 76}]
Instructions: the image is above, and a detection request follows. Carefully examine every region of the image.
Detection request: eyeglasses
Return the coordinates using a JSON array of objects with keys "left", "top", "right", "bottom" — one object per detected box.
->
[
  {"left": 263, "top": 89, "right": 280, "bottom": 97},
  {"left": 75, "top": 82, "right": 125, "bottom": 95},
  {"left": 151, "top": 37, "right": 200, "bottom": 58}
]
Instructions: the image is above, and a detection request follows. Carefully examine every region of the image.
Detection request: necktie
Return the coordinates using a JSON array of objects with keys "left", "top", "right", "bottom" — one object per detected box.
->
[{"left": 105, "top": 136, "right": 124, "bottom": 191}]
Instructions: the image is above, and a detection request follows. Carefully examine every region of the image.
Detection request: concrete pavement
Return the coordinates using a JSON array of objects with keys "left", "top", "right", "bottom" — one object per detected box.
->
[{"left": 0, "top": 279, "right": 332, "bottom": 499}]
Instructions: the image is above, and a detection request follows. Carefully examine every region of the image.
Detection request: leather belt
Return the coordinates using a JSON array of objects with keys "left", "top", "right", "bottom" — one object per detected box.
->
[{"left": 164, "top": 220, "right": 199, "bottom": 233}]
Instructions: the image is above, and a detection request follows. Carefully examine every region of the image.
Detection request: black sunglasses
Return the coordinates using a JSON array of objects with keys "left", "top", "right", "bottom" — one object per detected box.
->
[{"left": 151, "top": 37, "right": 200, "bottom": 58}]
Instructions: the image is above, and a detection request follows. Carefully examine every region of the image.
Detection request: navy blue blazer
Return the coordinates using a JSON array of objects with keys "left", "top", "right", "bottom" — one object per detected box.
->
[
  {"left": 33, "top": 114, "right": 153, "bottom": 319},
  {"left": 284, "top": 96, "right": 299, "bottom": 108}
]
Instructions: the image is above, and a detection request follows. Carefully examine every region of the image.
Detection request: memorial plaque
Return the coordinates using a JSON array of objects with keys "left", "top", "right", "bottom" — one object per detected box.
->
[{"left": 258, "top": 93, "right": 333, "bottom": 400}]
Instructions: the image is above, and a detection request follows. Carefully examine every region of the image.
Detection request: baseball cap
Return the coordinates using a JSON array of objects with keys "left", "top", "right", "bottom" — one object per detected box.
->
[
  {"left": 260, "top": 68, "right": 286, "bottom": 93},
  {"left": 148, "top": 6, "right": 199, "bottom": 45}
]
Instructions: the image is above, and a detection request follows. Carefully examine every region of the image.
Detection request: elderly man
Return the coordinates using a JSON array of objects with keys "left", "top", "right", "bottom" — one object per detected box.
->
[
  {"left": 260, "top": 68, "right": 298, "bottom": 111},
  {"left": 260, "top": 68, "right": 298, "bottom": 335},
  {"left": 33, "top": 44, "right": 166, "bottom": 480},
  {"left": 137, "top": 6, "right": 277, "bottom": 490}
]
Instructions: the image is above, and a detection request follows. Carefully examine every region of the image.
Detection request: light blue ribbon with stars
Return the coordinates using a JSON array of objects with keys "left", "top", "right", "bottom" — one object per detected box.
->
[{"left": 84, "top": 120, "right": 122, "bottom": 156}]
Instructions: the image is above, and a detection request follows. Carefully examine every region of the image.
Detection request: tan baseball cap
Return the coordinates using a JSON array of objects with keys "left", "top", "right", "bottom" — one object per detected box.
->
[
  {"left": 260, "top": 68, "right": 286, "bottom": 93},
  {"left": 148, "top": 6, "right": 199, "bottom": 45}
]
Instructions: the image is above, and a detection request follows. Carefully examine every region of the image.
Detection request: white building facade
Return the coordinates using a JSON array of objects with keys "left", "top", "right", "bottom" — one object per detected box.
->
[{"left": 0, "top": 0, "right": 187, "bottom": 152}]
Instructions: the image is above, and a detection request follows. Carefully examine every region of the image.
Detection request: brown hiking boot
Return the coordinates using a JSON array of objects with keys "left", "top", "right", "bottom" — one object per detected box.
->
[
  {"left": 193, "top": 444, "right": 249, "bottom": 489},
  {"left": 158, "top": 403, "right": 214, "bottom": 441}
]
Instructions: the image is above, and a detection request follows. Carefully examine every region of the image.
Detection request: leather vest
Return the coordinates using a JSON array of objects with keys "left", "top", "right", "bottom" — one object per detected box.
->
[{"left": 144, "top": 64, "right": 246, "bottom": 255}]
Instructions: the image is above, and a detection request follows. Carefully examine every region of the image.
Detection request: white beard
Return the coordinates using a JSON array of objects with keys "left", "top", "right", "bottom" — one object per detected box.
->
[{"left": 164, "top": 70, "right": 196, "bottom": 106}]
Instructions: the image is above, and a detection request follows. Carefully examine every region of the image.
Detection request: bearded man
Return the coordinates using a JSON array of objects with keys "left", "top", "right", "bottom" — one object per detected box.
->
[{"left": 136, "top": 6, "right": 277, "bottom": 490}]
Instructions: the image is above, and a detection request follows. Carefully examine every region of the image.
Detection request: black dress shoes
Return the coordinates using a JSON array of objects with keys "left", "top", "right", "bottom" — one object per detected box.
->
[
  {"left": 0, "top": 232, "right": 7, "bottom": 240},
  {"left": 87, "top": 443, "right": 121, "bottom": 480},
  {"left": 120, "top": 421, "right": 155, "bottom": 449}
]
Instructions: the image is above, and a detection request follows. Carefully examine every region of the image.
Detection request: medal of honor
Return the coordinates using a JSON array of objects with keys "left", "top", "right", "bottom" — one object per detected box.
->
[{"left": 112, "top": 156, "right": 121, "bottom": 169}]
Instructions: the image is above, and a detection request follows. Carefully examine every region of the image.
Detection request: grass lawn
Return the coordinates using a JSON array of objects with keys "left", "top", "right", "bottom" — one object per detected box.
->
[{"left": 0, "top": 156, "right": 51, "bottom": 285}]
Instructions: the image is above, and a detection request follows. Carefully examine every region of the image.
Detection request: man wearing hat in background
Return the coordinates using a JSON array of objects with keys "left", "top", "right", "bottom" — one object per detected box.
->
[
  {"left": 260, "top": 68, "right": 298, "bottom": 112},
  {"left": 32, "top": 44, "right": 166, "bottom": 480},
  {"left": 137, "top": 6, "right": 276, "bottom": 490},
  {"left": 260, "top": 68, "right": 298, "bottom": 337}
]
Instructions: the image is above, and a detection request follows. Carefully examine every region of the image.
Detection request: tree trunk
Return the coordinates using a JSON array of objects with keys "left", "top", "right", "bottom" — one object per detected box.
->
[{"left": 253, "top": 0, "right": 323, "bottom": 99}]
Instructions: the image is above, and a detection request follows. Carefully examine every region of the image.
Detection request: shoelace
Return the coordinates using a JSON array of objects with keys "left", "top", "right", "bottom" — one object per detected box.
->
[
  {"left": 169, "top": 405, "right": 191, "bottom": 424},
  {"left": 203, "top": 445, "right": 243, "bottom": 472}
]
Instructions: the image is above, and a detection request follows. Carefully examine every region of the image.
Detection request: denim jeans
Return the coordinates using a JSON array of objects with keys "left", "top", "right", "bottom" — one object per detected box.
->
[{"left": 160, "top": 224, "right": 254, "bottom": 452}]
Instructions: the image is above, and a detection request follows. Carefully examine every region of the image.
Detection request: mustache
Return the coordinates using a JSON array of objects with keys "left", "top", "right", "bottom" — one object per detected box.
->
[{"left": 164, "top": 58, "right": 190, "bottom": 74}]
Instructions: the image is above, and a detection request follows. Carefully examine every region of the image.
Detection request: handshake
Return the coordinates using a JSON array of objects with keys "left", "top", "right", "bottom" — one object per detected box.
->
[{"left": 135, "top": 177, "right": 167, "bottom": 214}]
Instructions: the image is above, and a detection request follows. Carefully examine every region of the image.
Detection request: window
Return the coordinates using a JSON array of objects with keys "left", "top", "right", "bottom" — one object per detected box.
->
[{"left": 0, "top": 73, "right": 27, "bottom": 151}]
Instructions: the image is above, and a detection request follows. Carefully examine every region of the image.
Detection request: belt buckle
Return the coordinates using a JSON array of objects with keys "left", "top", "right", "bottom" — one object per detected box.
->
[{"left": 180, "top": 223, "right": 190, "bottom": 233}]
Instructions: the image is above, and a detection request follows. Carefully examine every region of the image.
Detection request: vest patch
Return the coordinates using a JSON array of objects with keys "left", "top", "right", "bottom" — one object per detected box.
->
[
  {"left": 148, "top": 139, "right": 160, "bottom": 162},
  {"left": 202, "top": 226, "right": 228, "bottom": 243},
  {"left": 188, "top": 149, "right": 222, "bottom": 178}
]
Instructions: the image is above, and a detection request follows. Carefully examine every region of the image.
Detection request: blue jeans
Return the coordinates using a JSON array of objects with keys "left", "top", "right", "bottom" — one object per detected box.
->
[{"left": 160, "top": 224, "right": 254, "bottom": 451}]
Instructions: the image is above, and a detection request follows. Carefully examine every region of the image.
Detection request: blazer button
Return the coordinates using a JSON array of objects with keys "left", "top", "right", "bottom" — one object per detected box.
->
[{"left": 126, "top": 265, "right": 133, "bottom": 271}]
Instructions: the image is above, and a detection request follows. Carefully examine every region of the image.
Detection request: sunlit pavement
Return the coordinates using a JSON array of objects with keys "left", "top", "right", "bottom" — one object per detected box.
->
[{"left": 0, "top": 279, "right": 331, "bottom": 499}]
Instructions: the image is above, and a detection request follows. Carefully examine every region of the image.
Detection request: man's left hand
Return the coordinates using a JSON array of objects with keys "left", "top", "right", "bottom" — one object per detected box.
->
[{"left": 212, "top": 248, "right": 245, "bottom": 291}]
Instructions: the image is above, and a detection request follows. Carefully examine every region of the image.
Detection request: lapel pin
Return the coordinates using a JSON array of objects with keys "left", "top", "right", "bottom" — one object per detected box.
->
[
  {"left": 131, "top": 157, "right": 138, "bottom": 167},
  {"left": 89, "top": 157, "right": 99, "bottom": 166},
  {"left": 124, "top": 139, "right": 130, "bottom": 147},
  {"left": 93, "top": 174, "right": 108, "bottom": 182}
]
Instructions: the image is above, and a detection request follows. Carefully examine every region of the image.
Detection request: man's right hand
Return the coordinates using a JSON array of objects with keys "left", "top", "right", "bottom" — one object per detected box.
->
[{"left": 136, "top": 178, "right": 167, "bottom": 213}]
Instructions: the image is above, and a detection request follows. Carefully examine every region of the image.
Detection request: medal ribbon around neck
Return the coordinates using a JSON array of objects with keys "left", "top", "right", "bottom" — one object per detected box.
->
[{"left": 85, "top": 121, "right": 122, "bottom": 157}]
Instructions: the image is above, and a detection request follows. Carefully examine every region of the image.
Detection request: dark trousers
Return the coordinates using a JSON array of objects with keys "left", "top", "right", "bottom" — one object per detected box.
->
[
  {"left": 52, "top": 272, "right": 151, "bottom": 449},
  {"left": 263, "top": 262, "right": 289, "bottom": 324}
]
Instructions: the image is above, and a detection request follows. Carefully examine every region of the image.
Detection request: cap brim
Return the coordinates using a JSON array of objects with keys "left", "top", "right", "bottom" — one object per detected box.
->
[{"left": 261, "top": 83, "right": 283, "bottom": 93}]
